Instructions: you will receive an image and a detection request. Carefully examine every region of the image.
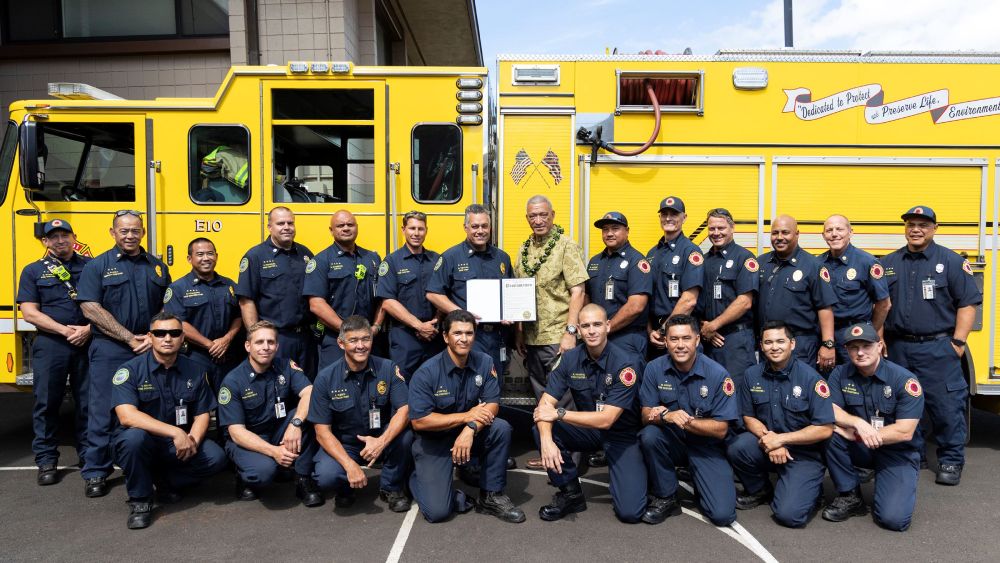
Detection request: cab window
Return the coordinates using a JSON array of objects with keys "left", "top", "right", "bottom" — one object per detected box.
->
[
  {"left": 35, "top": 122, "right": 135, "bottom": 202},
  {"left": 412, "top": 124, "right": 461, "bottom": 203},
  {"left": 0, "top": 121, "right": 16, "bottom": 205},
  {"left": 272, "top": 125, "right": 374, "bottom": 203},
  {"left": 189, "top": 125, "right": 251, "bottom": 204}
]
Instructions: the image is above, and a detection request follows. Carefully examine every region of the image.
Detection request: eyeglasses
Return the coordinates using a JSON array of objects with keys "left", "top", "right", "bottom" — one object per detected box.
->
[
  {"left": 344, "top": 336, "right": 372, "bottom": 345},
  {"left": 115, "top": 209, "right": 142, "bottom": 217},
  {"left": 150, "top": 329, "right": 183, "bottom": 338}
]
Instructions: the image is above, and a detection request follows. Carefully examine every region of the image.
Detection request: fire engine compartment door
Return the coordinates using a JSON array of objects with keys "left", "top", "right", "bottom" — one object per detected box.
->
[
  {"left": 582, "top": 155, "right": 765, "bottom": 258},
  {"left": 262, "top": 81, "right": 388, "bottom": 256}
]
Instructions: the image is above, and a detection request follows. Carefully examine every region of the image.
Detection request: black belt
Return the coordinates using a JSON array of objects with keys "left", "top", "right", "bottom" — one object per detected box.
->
[
  {"left": 789, "top": 328, "right": 817, "bottom": 337},
  {"left": 277, "top": 326, "right": 303, "bottom": 335},
  {"left": 891, "top": 332, "right": 949, "bottom": 343},
  {"left": 718, "top": 322, "right": 754, "bottom": 337},
  {"left": 834, "top": 318, "right": 869, "bottom": 329}
]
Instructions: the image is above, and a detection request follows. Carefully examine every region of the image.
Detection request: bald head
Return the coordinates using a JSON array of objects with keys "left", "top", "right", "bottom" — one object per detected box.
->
[
  {"left": 770, "top": 214, "right": 800, "bottom": 258},
  {"left": 330, "top": 209, "right": 358, "bottom": 247},
  {"left": 579, "top": 303, "right": 607, "bottom": 322}
]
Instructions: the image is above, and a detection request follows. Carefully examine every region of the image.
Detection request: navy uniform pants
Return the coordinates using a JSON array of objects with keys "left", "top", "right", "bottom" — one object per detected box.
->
[
  {"left": 389, "top": 326, "right": 443, "bottom": 381},
  {"left": 791, "top": 333, "right": 819, "bottom": 368},
  {"left": 638, "top": 424, "right": 737, "bottom": 526},
  {"left": 225, "top": 410, "right": 318, "bottom": 485},
  {"left": 727, "top": 432, "right": 825, "bottom": 528},
  {"left": 32, "top": 333, "right": 89, "bottom": 467},
  {"left": 112, "top": 427, "right": 227, "bottom": 500},
  {"left": 410, "top": 418, "right": 512, "bottom": 523},
  {"left": 314, "top": 428, "right": 413, "bottom": 493},
  {"left": 532, "top": 422, "right": 647, "bottom": 523},
  {"left": 826, "top": 433, "right": 919, "bottom": 531},
  {"left": 188, "top": 349, "right": 243, "bottom": 394},
  {"left": 609, "top": 329, "right": 647, "bottom": 360},
  {"left": 279, "top": 328, "right": 317, "bottom": 380},
  {"left": 704, "top": 327, "right": 757, "bottom": 385},
  {"left": 82, "top": 337, "right": 134, "bottom": 480},
  {"left": 888, "top": 337, "right": 967, "bottom": 467},
  {"left": 475, "top": 325, "right": 506, "bottom": 376}
]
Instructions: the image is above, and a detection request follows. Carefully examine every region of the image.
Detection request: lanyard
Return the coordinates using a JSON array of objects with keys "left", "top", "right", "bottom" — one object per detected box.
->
[{"left": 40, "top": 255, "right": 78, "bottom": 299}]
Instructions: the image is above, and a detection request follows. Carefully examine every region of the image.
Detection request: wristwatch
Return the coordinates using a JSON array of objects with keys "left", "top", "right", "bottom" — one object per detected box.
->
[
  {"left": 565, "top": 325, "right": 578, "bottom": 336},
  {"left": 556, "top": 407, "right": 567, "bottom": 421},
  {"left": 821, "top": 339, "right": 836, "bottom": 349},
  {"left": 951, "top": 337, "right": 967, "bottom": 347},
  {"left": 291, "top": 417, "right": 303, "bottom": 428},
  {"left": 659, "top": 409, "right": 669, "bottom": 423},
  {"left": 466, "top": 421, "right": 479, "bottom": 433}
]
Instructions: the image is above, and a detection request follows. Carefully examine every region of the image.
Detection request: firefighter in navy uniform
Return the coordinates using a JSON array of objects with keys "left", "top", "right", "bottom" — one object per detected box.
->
[
  {"left": 698, "top": 208, "right": 759, "bottom": 380},
  {"left": 77, "top": 210, "right": 170, "bottom": 499},
  {"left": 822, "top": 323, "right": 924, "bottom": 531},
  {"left": 375, "top": 211, "right": 442, "bottom": 380},
  {"left": 585, "top": 211, "right": 651, "bottom": 358},
  {"left": 110, "top": 313, "right": 227, "bottom": 529},
  {"left": 646, "top": 197, "right": 704, "bottom": 357},
  {"left": 163, "top": 237, "right": 242, "bottom": 391},
  {"left": 304, "top": 210, "right": 384, "bottom": 366},
  {"left": 217, "top": 320, "right": 323, "bottom": 507},
  {"left": 819, "top": 215, "right": 890, "bottom": 364},
  {"left": 236, "top": 207, "right": 315, "bottom": 376},
  {"left": 881, "top": 205, "right": 981, "bottom": 486},
  {"left": 17, "top": 219, "right": 91, "bottom": 486}
]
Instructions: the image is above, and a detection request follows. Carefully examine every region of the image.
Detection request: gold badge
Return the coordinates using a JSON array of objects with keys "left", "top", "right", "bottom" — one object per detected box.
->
[
  {"left": 377, "top": 380, "right": 388, "bottom": 395},
  {"left": 155, "top": 265, "right": 163, "bottom": 278},
  {"left": 846, "top": 268, "right": 857, "bottom": 281}
]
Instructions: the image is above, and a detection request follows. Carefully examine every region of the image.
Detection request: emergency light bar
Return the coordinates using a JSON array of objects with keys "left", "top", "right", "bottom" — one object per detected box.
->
[
  {"left": 512, "top": 64, "right": 560, "bottom": 85},
  {"left": 733, "top": 67, "right": 768, "bottom": 90},
  {"left": 48, "top": 83, "right": 124, "bottom": 101}
]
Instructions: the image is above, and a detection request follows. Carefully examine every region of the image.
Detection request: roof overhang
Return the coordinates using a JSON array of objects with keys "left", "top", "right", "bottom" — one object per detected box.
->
[{"left": 395, "top": 0, "right": 482, "bottom": 66}]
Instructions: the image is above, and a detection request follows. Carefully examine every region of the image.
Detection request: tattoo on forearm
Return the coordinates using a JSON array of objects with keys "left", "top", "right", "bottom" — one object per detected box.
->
[{"left": 81, "top": 303, "right": 133, "bottom": 343}]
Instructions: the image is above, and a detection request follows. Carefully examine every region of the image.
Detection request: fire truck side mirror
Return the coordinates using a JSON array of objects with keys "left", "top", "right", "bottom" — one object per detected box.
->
[{"left": 19, "top": 120, "right": 45, "bottom": 192}]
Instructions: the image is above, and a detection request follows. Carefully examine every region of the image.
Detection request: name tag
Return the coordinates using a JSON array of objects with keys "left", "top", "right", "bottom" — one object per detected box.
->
[
  {"left": 668, "top": 278, "right": 680, "bottom": 298},
  {"left": 175, "top": 404, "right": 188, "bottom": 426},
  {"left": 922, "top": 279, "right": 935, "bottom": 300},
  {"left": 274, "top": 401, "right": 287, "bottom": 419},
  {"left": 369, "top": 408, "right": 381, "bottom": 430},
  {"left": 870, "top": 415, "right": 884, "bottom": 430},
  {"left": 713, "top": 282, "right": 723, "bottom": 300}
]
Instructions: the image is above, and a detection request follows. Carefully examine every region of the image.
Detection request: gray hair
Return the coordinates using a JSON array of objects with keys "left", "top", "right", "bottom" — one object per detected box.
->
[
  {"left": 525, "top": 194, "right": 553, "bottom": 210},
  {"left": 464, "top": 204, "right": 491, "bottom": 226}
]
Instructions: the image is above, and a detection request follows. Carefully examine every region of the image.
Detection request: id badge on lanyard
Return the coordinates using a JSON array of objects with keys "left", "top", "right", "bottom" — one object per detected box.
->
[
  {"left": 668, "top": 275, "right": 680, "bottom": 298},
  {"left": 274, "top": 400, "right": 287, "bottom": 419},
  {"left": 175, "top": 401, "right": 188, "bottom": 426},
  {"left": 596, "top": 394, "right": 606, "bottom": 412},
  {"left": 922, "top": 278, "right": 935, "bottom": 300},
  {"left": 713, "top": 281, "right": 723, "bottom": 300},
  {"left": 870, "top": 410, "right": 884, "bottom": 430},
  {"left": 369, "top": 404, "right": 381, "bottom": 430},
  {"left": 605, "top": 277, "right": 615, "bottom": 301}
]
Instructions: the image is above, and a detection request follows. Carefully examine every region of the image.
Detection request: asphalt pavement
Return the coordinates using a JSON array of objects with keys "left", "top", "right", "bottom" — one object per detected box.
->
[{"left": 1, "top": 389, "right": 999, "bottom": 562}]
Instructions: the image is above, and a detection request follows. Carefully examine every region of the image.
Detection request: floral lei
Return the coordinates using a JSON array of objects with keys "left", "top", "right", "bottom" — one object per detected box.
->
[{"left": 519, "top": 224, "right": 564, "bottom": 277}]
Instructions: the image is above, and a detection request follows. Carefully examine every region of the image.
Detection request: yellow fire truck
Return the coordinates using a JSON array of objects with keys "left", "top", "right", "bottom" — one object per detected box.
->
[{"left": 2, "top": 51, "right": 1000, "bottom": 413}]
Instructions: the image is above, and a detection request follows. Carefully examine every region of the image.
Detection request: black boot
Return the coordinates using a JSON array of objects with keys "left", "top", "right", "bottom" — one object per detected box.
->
[
  {"left": 235, "top": 476, "right": 258, "bottom": 501},
  {"left": 736, "top": 483, "right": 773, "bottom": 510},
  {"left": 539, "top": 479, "right": 587, "bottom": 521},
  {"left": 126, "top": 499, "right": 153, "bottom": 530},
  {"left": 379, "top": 489, "right": 412, "bottom": 513},
  {"left": 477, "top": 491, "right": 526, "bottom": 523},
  {"left": 822, "top": 487, "right": 868, "bottom": 522},
  {"left": 295, "top": 476, "right": 325, "bottom": 507},
  {"left": 642, "top": 495, "right": 681, "bottom": 524}
]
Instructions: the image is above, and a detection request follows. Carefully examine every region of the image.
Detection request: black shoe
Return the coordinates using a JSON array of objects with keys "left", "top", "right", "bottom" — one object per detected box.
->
[
  {"left": 642, "top": 495, "right": 682, "bottom": 524},
  {"left": 126, "top": 500, "right": 153, "bottom": 530},
  {"left": 477, "top": 491, "right": 526, "bottom": 523},
  {"left": 85, "top": 476, "right": 108, "bottom": 498},
  {"left": 155, "top": 482, "right": 182, "bottom": 505},
  {"left": 736, "top": 485, "right": 772, "bottom": 510},
  {"left": 295, "top": 477, "right": 325, "bottom": 508},
  {"left": 457, "top": 465, "right": 480, "bottom": 488},
  {"left": 506, "top": 457, "right": 517, "bottom": 470},
  {"left": 587, "top": 451, "right": 608, "bottom": 467},
  {"left": 676, "top": 466, "right": 693, "bottom": 483},
  {"left": 539, "top": 481, "right": 587, "bottom": 521},
  {"left": 822, "top": 488, "right": 868, "bottom": 522},
  {"left": 334, "top": 489, "right": 356, "bottom": 508},
  {"left": 235, "top": 477, "right": 259, "bottom": 501},
  {"left": 379, "top": 489, "right": 411, "bottom": 513},
  {"left": 935, "top": 464, "right": 962, "bottom": 486},
  {"left": 855, "top": 466, "right": 875, "bottom": 484},
  {"left": 37, "top": 464, "right": 59, "bottom": 486}
]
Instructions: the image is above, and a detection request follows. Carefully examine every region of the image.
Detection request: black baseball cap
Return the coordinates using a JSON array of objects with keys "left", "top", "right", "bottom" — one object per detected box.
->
[
  {"left": 42, "top": 219, "right": 73, "bottom": 235},
  {"left": 594, "top": 211, "right": 628, "bottom": 228},
  {"left": 842, "top": 322, "right": 879, "bottom": 344},
  {"left": 658, "top": 196, "right": 685, "bottom": 213},
  {"left": 901, "top": 205, "right": 937, "bottom": 223}
]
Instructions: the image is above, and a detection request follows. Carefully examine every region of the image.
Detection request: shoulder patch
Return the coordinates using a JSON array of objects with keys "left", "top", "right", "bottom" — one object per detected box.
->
[
  {"left": 239, "top": 257, "right": 249, "bottom": 273},
  {"left": 218, "top": 386, "right": 232, "bottom": 405},
  {"left": 163, "top": 288, "right": 173, "bottom": 304},
  {"left": 688, "top": 252, "right": 704, "bottom": 266},
  {"left": 870, "top": 263, "right": 884, "bottom": 280},
  {"left": 962, "top": 260, "right": 973, "bottom": 275},
  {"left": 819, "top": 267, "right": 831, "bottom": 282},
  {"left": 745, "top": 257, "right": 759, "bottom": 272},
  {"left": 377, "top": 380, "right": 388, "bottom": 395},
  {"left": 490, "top": 366, "right": 498, "bottom": 379},
  {"left": 305, "top": 259, "right": 317, "bottom": 274},
  {"left": 289, "top": 359, "right": 302, "bottom": 372},
  {"left": 619, "top": 366, "right": 637, "bottom": 387},
  {"left": 637, "top": 259, "right": 651, "bottom": 274},
  {"left": 112, "top": 368, "right": 130, "bottom": 386},
  {"left": 395, "top": 365, "right": 405, "bottom": 382},
  {"left": 378, "top": 260, "right": 389, "bottom": 277},
  {"left": 905, "top": 378, "right": 923, "bottom": 397},
  {"left": 722, "top": 377, "right": 735, "bottom": 396},
  {"left": 814, "top": 379, "right": 831, "bottom": 398},
  {"left": 434, "top": 256, "right": 443, "bottom": 271}
]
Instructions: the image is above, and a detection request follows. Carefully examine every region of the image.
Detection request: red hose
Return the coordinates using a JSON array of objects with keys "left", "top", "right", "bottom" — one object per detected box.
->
[{"left": 606, "top": 79, "right": 662, "bottom": 157}]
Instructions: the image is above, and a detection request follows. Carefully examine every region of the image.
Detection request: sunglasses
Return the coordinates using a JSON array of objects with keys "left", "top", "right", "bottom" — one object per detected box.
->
[
  {"left": 150, "top": 329, "right": 183, "bottom": 338},
  {"left": 115, "top": 209, "right": 142, "bottom": 217}
]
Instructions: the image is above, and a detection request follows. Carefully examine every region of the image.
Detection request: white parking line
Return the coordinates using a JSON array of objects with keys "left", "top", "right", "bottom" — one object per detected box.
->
[
  {"left": 385, "top": 504, "right": 419, "bottom": 563},
  {"left": 0, "top": 466, "right": 79, "bottom": 471},
  {"left": 514, "top": 469, "right": 779, "bottom": 563}
]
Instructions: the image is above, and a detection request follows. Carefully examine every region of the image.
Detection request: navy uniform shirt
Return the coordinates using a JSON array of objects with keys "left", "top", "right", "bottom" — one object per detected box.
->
[
  {"left": 163, "top": 271, "right": 239, "bottom": 341},
  {"left": 698, "top": 240, "right": 758, "bottom": 324},
  {"left": 426, "top": 241, "right": 513, "bottom": 310},
  {"left": 829, "top": 359, "right": 924, "bottom": 452},
  {"left": 235, "top": 238, "right": 314, "bottom": 330},
  {"left": 586, "top": 242, "right": 651, "bottom": 331},
  {"left": 376, "top": 246, "right": 441, "bottom": 324},
  {"left": 819, "top": 244, "right": 890, "bottom": 324},
  {"left": 545, "top": 342, "right": 641, "bottom": 433},
  {"left": 645, "top": 233, "right": 705, "bottom": 319},
  {"left": 303, "top": 242, "right": 382, "bottom": 323},
  {"left": 882, "top": 241, "right": 982, "bottom": 335},
  {"left": 408, "top": 350, "right": 499, "bottom": 437},
  {"left": 218, "top": 357, "right": 311, "bottom": 436},
  {"left": 640, "top": 353, "right": 739, "bottom": 444},
  {"left": 111, "top": 353, "right": 214, "bottom": 432},
  {"left": 308, "top": 355, "right": 407, "bottom": 446},
  {"left": 76, "top": 247, "right": 170, "bottom": 337},
  {"left": 740, "top": 359, "right": 835, "bottom": 457},
  {"left": 757, "top": 246, "right": 837, "bottom": 333},
  {"left": 17, "top": 252, "right": 91, "bottom": 327}
]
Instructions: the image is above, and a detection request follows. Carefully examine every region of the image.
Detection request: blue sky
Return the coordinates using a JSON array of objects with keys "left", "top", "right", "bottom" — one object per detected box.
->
[{"left": 476, "top": 0, "right": 1000, "bottom": 63}]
